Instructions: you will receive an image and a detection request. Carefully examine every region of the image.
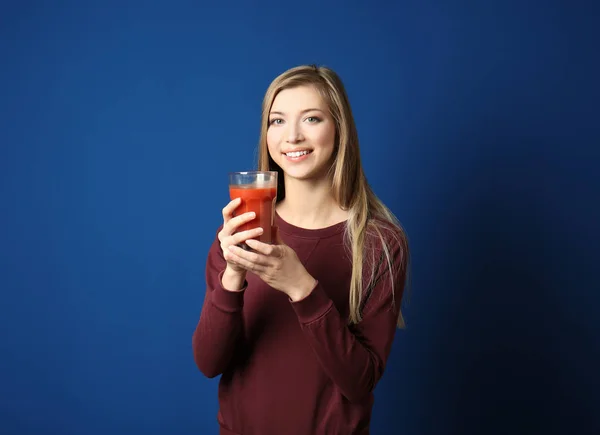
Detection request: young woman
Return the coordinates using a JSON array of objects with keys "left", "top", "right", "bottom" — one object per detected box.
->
[{"left": 192, "top": 65, "right": 409, "bottom": 435}]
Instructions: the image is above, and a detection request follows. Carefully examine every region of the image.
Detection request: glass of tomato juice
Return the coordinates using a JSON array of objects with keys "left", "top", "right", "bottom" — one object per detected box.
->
[{"left": 228, "top": 171, "right": 278, "bottom": 247}]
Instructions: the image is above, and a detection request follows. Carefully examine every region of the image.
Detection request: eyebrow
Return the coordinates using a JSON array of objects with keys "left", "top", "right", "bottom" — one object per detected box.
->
[{"left": 269, "top": 108, "right": 325, "bottom": 116}]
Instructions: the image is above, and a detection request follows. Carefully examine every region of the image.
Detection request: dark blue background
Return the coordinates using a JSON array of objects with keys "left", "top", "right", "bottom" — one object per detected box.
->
[{"left": 1, "top": 1, "right": 598, "bottom": 434}]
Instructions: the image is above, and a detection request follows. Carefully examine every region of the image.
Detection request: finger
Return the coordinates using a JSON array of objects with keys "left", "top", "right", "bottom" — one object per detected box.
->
[
  {"left": 231, "top": 227, "right": 264, "bottom": 245},
  {"left": 225, "top": 212, "right": 256, "bottom": 234},
  {"left": 223, "top": 248, "right": 246, "bottom": 266},
  {"left": 227, "top": 246, "right": 266, "bottom": 272},
  {"left": 229, "top": 245, "right": 270, "bottom": 268},
  {"left": 223, "top": 248, "right": 236, "bottom": 263},
  {"left": 223, "top": 250, "right": 254, "bottom": 274},
  {"left": 245, "top": 238, "right": 276, "bottom": 256},
  {"left": 222, "top": 198, "right": 242, "bottom": 221}
]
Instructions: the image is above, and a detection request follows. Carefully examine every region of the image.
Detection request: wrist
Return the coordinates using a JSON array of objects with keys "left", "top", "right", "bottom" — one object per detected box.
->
[
  {"left": 222, "top": 266, "right": 246, "bottom": 292},
  {"left": 288, "top": 275, "right": 317, "bottom": 302}
]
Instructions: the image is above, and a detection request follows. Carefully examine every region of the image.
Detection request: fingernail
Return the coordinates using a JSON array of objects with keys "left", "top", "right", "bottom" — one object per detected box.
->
[{"left": 257, "top": 228, "right": 264, "bottom": 234}]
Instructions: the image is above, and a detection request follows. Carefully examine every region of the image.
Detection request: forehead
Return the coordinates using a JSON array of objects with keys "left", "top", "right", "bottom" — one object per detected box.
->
[{"left": 270, "top": 85, "right": 326, "bottom": 112}]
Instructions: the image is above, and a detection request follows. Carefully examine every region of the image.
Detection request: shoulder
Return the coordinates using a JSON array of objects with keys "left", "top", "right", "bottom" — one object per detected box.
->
[
  {"left": 359, "top": 218, "right": 409, "bottom": 318},
  {"left": 366, "top": 218, "right": 409, "bottom": 260},
  {"left": 362, "top": 218, "right": 409, "bottom": 290}
]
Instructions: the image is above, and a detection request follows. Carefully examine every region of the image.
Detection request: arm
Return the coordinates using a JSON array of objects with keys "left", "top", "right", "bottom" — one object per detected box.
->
[
  {"left": 192, "top": 233, "right": 246, "bottom": 378},
  {"left": 291, "top": 242, "right": 407, "bottom": 403}
]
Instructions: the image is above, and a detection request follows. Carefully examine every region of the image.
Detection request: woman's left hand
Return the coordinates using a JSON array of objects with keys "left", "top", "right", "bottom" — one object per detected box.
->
[{"left": 226, "top": 230, "right": 316, "bottom": 301}]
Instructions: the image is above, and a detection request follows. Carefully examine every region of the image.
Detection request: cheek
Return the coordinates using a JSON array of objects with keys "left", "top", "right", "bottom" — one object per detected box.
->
[
  {"left": 316, "top": 124, "right": 336, "bottom": 151},
  {"left": 266, "top": 130, "right": 279, "bottom": 158},
  {"left": 266, "top": 129, "right": 279, "bottom": 149}
]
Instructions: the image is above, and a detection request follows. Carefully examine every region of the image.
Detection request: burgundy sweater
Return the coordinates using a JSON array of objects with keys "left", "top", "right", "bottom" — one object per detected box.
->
[{"left": 192, "top": 213, "right": 406, "bottom": 435}]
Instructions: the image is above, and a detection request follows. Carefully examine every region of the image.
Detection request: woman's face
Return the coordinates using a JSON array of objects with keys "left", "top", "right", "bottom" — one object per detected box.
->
[{"left": 266, "top": 85, "right": 336, "bottom": 182}]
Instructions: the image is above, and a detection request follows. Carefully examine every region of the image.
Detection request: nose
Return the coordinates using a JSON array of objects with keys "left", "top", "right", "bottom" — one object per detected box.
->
[{"left": 285, "top": 122, "right": 304, "bottom": 144}]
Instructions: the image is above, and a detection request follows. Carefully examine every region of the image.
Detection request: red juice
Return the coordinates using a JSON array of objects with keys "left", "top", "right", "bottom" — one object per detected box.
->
[{"left": 229, "top": 185, "right": 277, "bottom": 244}]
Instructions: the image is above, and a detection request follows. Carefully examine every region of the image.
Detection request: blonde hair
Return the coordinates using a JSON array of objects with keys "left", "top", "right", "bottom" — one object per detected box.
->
[{"left": 257, "top": 65, "right": 410, "bottom": 327}]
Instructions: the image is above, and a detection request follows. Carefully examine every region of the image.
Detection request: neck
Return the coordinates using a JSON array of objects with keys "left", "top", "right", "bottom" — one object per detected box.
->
[{"left": 276, "top": 176, "right": 348, "bottom": 229}]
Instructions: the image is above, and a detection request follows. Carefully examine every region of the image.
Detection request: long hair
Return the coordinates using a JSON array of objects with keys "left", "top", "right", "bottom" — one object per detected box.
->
[{"left": 257, "top": 65, "right": 410, "bottom": 327}]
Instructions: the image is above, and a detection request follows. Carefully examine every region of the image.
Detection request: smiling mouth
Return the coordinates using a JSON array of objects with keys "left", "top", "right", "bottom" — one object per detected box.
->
[{"left": 283, "top": 150, "right": 313, "bottom": 158}]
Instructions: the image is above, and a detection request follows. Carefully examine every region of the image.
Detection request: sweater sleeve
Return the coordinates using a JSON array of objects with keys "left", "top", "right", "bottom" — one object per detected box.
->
[
  {"left": 192, "top": 230, "right": 246, "bottom": 378},
  {"left": 290, "top": 236, "right": 407, "bottom": 403}
]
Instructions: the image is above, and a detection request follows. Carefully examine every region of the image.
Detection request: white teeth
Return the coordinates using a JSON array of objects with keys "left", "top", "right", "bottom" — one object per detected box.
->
[{"left": 285, "top": 150, "right": 310, "bottom": 157}]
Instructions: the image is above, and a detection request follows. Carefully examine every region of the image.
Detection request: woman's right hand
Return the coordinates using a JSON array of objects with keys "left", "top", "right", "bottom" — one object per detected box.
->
[{"left": 218, "top": 198, "right": 263, "bottom": 277}]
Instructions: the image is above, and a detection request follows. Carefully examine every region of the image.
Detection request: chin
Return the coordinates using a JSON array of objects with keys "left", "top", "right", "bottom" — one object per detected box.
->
[
  {"left": 281, "top": 168, "right": 313, "bottom": 180},
  {"left": 283, "top": 165, "right": 331, "bottom": 182}
]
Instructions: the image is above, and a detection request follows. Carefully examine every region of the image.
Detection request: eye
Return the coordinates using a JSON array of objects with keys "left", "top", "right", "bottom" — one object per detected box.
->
[
  {"left": 269, "top": 118, "right": 284, "bottom": 125},
  {"left": 305, "top": 116, "right": 321, "bottom": 123}
]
